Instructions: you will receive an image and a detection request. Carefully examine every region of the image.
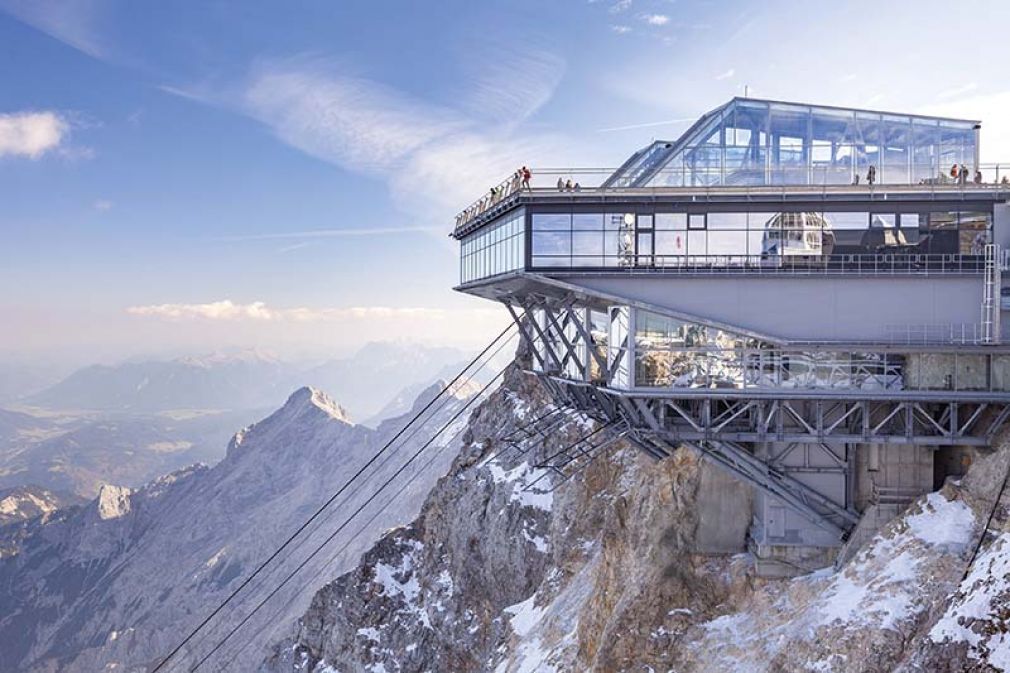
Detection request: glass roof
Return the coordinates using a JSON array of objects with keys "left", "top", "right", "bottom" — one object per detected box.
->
[{"left": 604, "top": 97, "right": 980, "bottom": 188}]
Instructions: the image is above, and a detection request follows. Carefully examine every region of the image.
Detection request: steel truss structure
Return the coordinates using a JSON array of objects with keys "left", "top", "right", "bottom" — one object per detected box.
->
[{"left": 504, "top": 293, "right": 1010, "bottom": 539}]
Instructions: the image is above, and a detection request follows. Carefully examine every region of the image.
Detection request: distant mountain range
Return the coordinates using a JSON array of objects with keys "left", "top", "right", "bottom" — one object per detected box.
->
[
  {"left": 25, "top": 342, "right": 475, "bottom": 421},
  {"left": 0, "top": 407, "right": 266, "bottom": 498},
  {"left": 0, "top": 382, "right": 477, "bottom": 672}
]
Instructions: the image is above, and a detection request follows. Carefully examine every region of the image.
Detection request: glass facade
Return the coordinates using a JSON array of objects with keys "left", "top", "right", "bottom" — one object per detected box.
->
[
  {"left": 631, "top": 310, "right": 1010, "bottom": 392},
  {"left": 607, "top": 98, "right": 978, "bottom": 188},
  {"left": 529, "top": 207, "right": 991, "bottom": 269},
  {"left": 460, "top": 209, "right": 524, "bottom": 284}
]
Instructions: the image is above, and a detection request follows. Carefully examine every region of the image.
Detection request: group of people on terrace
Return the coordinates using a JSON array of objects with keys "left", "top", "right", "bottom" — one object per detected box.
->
[
  {"left": 947, "top": 163, "right": 984, "bottom": 185},
  {"left": 851, "top": 162, "right": 1005, "bottom": 187},
  {"left": 455, "top": 166, "right": 531, "bottom": 228},
  {"left": 556, "top": 177, "right": 582, "bottom": 192}
]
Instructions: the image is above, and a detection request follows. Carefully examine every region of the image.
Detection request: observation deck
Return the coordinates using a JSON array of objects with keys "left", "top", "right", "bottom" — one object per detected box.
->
[{"left": 450, "top": 97, "right": 1010, "bottom": 575}]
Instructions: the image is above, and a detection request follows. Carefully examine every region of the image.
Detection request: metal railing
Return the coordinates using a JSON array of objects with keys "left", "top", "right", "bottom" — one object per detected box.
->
[
  {"left": 453, "top": 163, "right": 1010, "bottom": 235},
  {"left": 883, "top": 323, "right": 988, "bottom": 345},
  {"left": 531, "top": 253, "right": 986, "bottom": 276}
]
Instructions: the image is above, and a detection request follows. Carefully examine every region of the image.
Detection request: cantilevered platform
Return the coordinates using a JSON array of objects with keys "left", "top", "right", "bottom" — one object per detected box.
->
[{"left": 450, "top": 96, "right": 1010, "bottom": 574}]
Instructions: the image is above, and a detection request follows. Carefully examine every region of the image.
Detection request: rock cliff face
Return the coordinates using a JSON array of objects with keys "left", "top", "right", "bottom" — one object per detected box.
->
[
  {"left": 0, "top": 382, "right": 476, "bottom": 673},
  {"left": 263, "top": 367, "right": 1010, "bottom": 673}
]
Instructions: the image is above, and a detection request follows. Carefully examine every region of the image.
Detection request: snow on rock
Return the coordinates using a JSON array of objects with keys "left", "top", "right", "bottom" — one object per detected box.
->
[
  {"left": 261, "top": 362, "right": 1010, "bottom": 673},
  {"left": 929, "top": 531, "right": 1010, "bottom": 668},
  {"left": 680, "top": 488, "right": 976, "bottom": 672},
  {"left": 485, "top": 459, "right": 553, "bottom": 512}
]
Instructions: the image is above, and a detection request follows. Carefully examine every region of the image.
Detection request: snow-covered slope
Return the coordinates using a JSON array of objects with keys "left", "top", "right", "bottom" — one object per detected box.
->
[
  {"left": 0, "top": 382, "right": 476, "bottom": 673},
  {"left": 261, "top": 366, "right": 1010, "bottom": 673}
]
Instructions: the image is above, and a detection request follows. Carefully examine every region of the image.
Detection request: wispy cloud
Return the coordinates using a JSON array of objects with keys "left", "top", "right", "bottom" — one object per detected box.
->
[
  {"left": 611, "top": 24, "right": 632, "bottom": 34},
  {"left": 93, "top": 199, "right": 113, "bottom": 211},
  {"left": 0, "top": 111, "right": 68, "bottom": 158},
  {"left": 126, "top": 300, "right": 500, "bottom": 322},
  {"left": 937, "top": 82, "right": 978, "bottom": 100},
  {"left": 642, "top": 13, "right": 669, "bottom": 26},
  {"left": 610, "top": 0, "right": 631, "bottom": 13},
  {"left": 459, "top": 47, "right": 566, "bottom": 126},
  {"left": 164, "top": 56, "right": 580, "bottom": 221},
  {"left": 214, "top": 225, "right": 444, "bottom": 242},
  {"left": 0, "top": 0, "right": 109, "bottom": 59},
  {"left": 276, "top": 242, "right": 311, "bottom": 254},
  {"left": 714, "top": 68, "right": 735, "bottom": 81},
  {"left": 596, "top": 117, "right": 695, "bottom": 133}
]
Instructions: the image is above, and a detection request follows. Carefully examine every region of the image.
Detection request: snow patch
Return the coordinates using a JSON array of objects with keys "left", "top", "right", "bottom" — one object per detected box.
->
[
  {"left": 486, "top": 459, "right": 553, "bottom": 512},
  {"left": 930, "top": 531, "right": 1010, "bottom": 667}
]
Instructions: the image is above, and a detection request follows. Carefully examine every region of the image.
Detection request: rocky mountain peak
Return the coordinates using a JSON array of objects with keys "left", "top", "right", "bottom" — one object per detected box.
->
[
  {"left": 95, "top": 484, "right": 132, "bottom": 520},
  {"left": 281, "top": 386, "right": 351, "bottom": 423}
]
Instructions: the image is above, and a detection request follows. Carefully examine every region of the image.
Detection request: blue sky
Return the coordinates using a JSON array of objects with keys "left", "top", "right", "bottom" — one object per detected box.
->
[{"left": 2, "top": 0, "right": 1009, "bottom": 364}]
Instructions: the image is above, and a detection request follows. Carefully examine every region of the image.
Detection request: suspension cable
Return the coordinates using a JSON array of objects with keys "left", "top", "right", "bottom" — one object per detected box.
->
[
  {"left": 209, "top": 337, "right": 525, "bottom": 668},
  {"left": 187, "top": 329, "right": 521, "bottom": 667},
  {"left": 189, "top": 366, "right": 509, "bottom": 671},
  {"left": 151, "top": 321, "right": 517, "bottom": 673}
]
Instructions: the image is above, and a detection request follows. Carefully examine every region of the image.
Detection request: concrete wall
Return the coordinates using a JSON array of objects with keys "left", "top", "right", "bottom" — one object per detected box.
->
[
  {"left": 694, "top": 461, "right": 754, "bottom": 553},
  {"left": 570, "top": 275, "right": 985, "bottom": 342}
]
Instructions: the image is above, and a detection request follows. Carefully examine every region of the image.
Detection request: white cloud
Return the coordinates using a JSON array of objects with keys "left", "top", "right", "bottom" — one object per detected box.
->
[
  {"left": 126, "top": 300, "right": 500, "bottom": 323},
  {"left": 643, "top": 13, "right": 669, "bottom": 25},
  {"left": 0, "top": 0, "right": 109, "bottom": 59},
  {"left": 611, "top": 24, "right": 632, "bottom": 34},
  {"left": 715, "top": 68, "right": 735, "bottom": 81},
  {"left": 610, "top": 0, "right": 631, "bottom": 13},
  {"left": 93, "top": 199, "right": 112, "bottom": 211},
  {"left": 0, "top": 111, "right": 68, "bottom": 158}
]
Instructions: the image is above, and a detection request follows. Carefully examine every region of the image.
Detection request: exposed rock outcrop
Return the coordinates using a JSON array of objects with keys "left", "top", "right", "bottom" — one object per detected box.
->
[{"left": 263, "top": 368, "right": 1010, "bottom": 673}]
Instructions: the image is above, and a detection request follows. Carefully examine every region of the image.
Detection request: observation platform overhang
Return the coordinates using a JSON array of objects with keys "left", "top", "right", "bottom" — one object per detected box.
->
[{"left": 452, "top": 183, "right": 1010, "bottom": 240}]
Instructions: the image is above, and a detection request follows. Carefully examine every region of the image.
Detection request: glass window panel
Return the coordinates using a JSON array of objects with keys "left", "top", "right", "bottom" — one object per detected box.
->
[
  {"left": 928, "top": 211, "right": 958, "bottom": 230},
  {"left": 532, "top": 256, "right": 572, "bottom": 268},
  {"left": 572, "top": 213, "right": 604, "bottom": 230},
  {"left": 708, "top": 212, "right": 748, "bottom": 229},
  {"left": 825, "top": 211, "right": 869, "bottom": 229},
  {"left": 707, "top": 229, "right": 747, "bottom": 256},
  {"left": 960, "top": 212, "right": 991, "bottom": 254},
  {"left": 871, "top": 214, "right": 896, "bottom": 228},
  {"left": 687, "top": 230, "right": 707, "bottom": 257},
  {"left": 636, "top": 233, "right": 653, "bottom": 261},
  {"left": 655, "top": 213, "right": 687, "bottom": 230},
  {"left": 638, "top": 214, "right": 654, "bottom": 229},
  {"left": 532, "top": 231, "right": 570, "bottom": 255},
  {"left": 655, "top": 230, "right": 686, "bottom": 257},
  {"left": 603, "top": 230, "right": 623, "bottom": 267},
  {"left": 532, "top": 213, "right": 571, "bottom": 231},
  {"left": 606, "top": 213, "right": 634, "bottom": 230},
  {"left": 688, "top": 214, "right": 707, "bottom": 230},
  {"left": 572, "top": 231, "right": 603, "bottom": 256}
]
